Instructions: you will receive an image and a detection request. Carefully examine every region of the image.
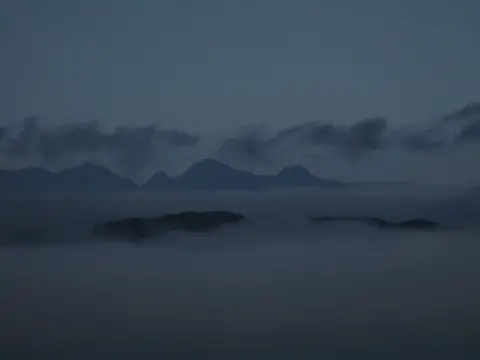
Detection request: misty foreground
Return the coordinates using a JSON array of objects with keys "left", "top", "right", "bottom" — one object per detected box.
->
[
  {"left": 5, "top": 213, "right": 445, "bottom": 247},
  {"left": 1, "top": 189, "right": 480, "bottom": 358}
]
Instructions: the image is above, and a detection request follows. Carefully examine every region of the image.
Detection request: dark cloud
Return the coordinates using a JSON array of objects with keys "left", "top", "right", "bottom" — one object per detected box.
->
[
  {"left": 218, "top": 118, "right": 389, "bottom": 165},
  {"left": 444, "top": 103, "right": 480, "bottom": 144},
  {"left": 216, "top": 127, "right": 271, "bottom": 166},
  {"left": 342, "top": 118, "right": 387, "bottom": 157},
  {"left": 273, "top": 122, "right": 341, "bottom": 147},
  {"left": 457, "top": 120, "right": 480, "bottom": 143},
  {"left": 2, "top": 103, "right": 480, "bottom": 179},
  {"left": 400, "top": 133, "right": 445, "bottom": 151},
  {"left": 0, "top": 116, "right": 199, "bottom": 180},
  {"left": 420, "top": 102, "right": 480, "bottom": 145},
  {"left": 217, "top": 103, "right": 480, "bottom": 167},
  {"left": 442, "top": 102, "right": 480, "bottom": 124},
  {"left": 399, "top": 126, "right": 448, "bottom": 151}
]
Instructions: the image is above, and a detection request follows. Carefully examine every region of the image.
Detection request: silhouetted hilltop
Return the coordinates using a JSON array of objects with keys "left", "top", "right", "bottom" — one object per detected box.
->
[
  {"left": 55, "top": 162, "right": 137, "bottom": 192},
  {"left": 174, "top": 159, "right": 261, "bottom": 191},
  {"left": 311, "top": 216, "right": 441, "bottom": 230},
  {"left": 0, "top": 159, "right": 346, "bottom": 193},
  {"left": 140, "top": 170, "right": 174, "bottom": 190},
  {"left": 91, "top": 210, "right": 246, "bottom": 242},
  {"left": 261, "top": 165, "right": 345, "bottom": 188},
  {"left": 143, "top": 159, "right": 346, "bottom": 191},
  {"left": 143, "top": 159, "right": 254, "bottom": 191},
  {"left": 0, "top": 162, "right": 136, "bottom": 193}
]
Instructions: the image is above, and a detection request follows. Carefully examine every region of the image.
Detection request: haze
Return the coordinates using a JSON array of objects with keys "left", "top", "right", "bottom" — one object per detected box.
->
[
  {"left": 1, "top": 1, "right": 480, "bottom": 358},
  {"left": 1, "top": 189, "right": 480, "bottom": 358},
  {"left": 2, "top": 1, "right": 480, "bottom": 183}
]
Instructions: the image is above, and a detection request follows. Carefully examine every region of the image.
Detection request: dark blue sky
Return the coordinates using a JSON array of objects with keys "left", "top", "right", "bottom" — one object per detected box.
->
[
  {"left": 2, "top": 0, "right": 479, "bottom": 131},
  {"left": 1, "top": 0, "right": 480, "bottom": 184}
]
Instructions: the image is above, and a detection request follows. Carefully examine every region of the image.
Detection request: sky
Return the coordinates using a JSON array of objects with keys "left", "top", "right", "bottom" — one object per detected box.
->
[{"left": 1, "top": 0, "right": 480, "bottom": 184}]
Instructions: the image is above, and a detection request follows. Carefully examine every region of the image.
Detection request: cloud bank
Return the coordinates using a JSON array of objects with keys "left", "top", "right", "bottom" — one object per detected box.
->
[
  {"left": 1, "top": 103, "right": 480, "bottom": 183},
  {"left": 218, "top": 102, "right": 480, "bottom": 164},
  {"left": 0, "top": 117, "right": 199, "bottom": 182}
]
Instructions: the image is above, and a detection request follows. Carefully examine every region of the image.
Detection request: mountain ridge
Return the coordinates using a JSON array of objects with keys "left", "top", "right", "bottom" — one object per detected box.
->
[
  {"left": 0, "top": 159, "right": 346, "bottom": 193},
  {"left": 143, "top": 159, "right": 346, "bottom": 191},
  {"left": 0, "top": 162, "right": 136, "bottom": 193}
]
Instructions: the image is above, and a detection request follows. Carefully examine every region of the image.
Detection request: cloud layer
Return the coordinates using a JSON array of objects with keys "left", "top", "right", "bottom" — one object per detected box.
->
[
  {"left": 217, "top": 102, "right": 480, "bottom": 166},
  {"left": 0, "top": 117, "right": 199, "bottom": 182},
  {"left": 1, "top": 103, "right": 480, "bottom": 182}
]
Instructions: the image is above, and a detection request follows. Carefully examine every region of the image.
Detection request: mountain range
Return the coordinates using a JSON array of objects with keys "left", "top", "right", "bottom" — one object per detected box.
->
[
  {"left": 0, "top": 163, "right": 137, "bottom": 193},
  {"left": 0, "top": 159, "right": 346, "bottom": 193}
]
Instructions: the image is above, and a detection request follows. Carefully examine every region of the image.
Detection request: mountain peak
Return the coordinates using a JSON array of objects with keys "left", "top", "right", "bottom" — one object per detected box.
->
[
  {"left": 277, "top": 165, "right": 313, "bottom": 177},
  {"left": 0, "top": 162, "right": 136, "bottom": 193},
  {"left": 1, "top": 160, "right": 346, "bottom": 193},
  {"left": 182, "top": 159, "right": 235, "bottom": 176},
  {"left": 175, "top": 159, "right": 259, "bottom": 191},
  {"left": 143, "top": 170, "right": 173, "bottom": 189}
]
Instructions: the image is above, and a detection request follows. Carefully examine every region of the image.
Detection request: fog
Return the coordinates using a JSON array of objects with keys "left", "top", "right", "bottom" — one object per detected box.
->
[{"left": 1, "top": 188, "right": 480, "bottom": 358}]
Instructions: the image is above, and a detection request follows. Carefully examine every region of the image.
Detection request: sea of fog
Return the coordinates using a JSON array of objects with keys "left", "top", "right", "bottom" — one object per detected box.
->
[{"left": 1, "top": 187, "right": 479, "bottom": 359}]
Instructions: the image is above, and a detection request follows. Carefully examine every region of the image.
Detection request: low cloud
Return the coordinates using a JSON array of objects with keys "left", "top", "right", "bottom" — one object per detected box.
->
[
  {"left": 0, "top": 116, "right": 199, "bottom": 182},
  {"left": 1, "top": 103, "right": 480, "bottom": 183},
  {"left": 217, "top": 103, "right": 480, "bottom": 168}
]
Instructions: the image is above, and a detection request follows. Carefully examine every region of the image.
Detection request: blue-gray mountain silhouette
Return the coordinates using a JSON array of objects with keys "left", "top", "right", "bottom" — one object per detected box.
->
[
  {"left": 143, "top": 159, "right": 346, "bottom": 191},
  {"left": 174, "top": 159, "right": 261, "bottom": 191},
  {"left": 0, "top": 162, "right": 136, "bottom": 193},
  {"left": 0, "top": 159, "right": 346, "bottom": 193},
  {"left": 260, "top": 165, "right": 344, "bottom": 188},
  {"left": 140, "top": 170, "right": 174, "bottom": 190}
]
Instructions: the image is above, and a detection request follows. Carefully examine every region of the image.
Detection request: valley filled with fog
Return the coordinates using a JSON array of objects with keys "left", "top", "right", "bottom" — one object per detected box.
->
[{"left": 1, "top": 186, "right": 480, "bottom": 358}]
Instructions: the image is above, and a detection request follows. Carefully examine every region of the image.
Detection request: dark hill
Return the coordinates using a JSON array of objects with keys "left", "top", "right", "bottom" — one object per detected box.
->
[
  {"left": 91, "top": 210, "right": 246, "bottom": 242},
  {"left": 0, "top": 160, "right": 346, "bottom": 193},
  {"left": 175, "top": 159, "right": 261, "bottom": 191},
  {"left": 262, "top": 165, "right": 345, "bottom": 188},
  {"left": 55, "top": 162, "right": 136, "bottom": 192},
  {"left": 0, "top": 163, "right": 136, "bottom": 193},
  {"left": 137, "top": 171, "right": 174, "bottom": 190},
  {"left": 143, "top": 159, "right": 346, "bottom": 191},
  {"left": 311, "top": 216, "right": 441, "bottom": 230}
]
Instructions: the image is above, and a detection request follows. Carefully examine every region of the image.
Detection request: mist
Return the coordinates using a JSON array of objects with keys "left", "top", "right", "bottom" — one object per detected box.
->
[
  {"left": 1, "top": 188, "right": 480, "bottom": 358},
  {"left": 2, "top": 102, "right": 480, "bottom": 185}
]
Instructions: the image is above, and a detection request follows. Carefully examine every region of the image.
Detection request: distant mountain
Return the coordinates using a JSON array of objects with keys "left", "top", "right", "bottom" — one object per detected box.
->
[
  {"left": 143, "top": 159, "right": 346, "bottom": 191},
  {"left": 0, "top": 162, "right": 137, "bottom": 193},
  {"left": 141, "top": 170, "right": 174, "bottom": 190},
  {"left": 0, "top": 160, "right": 346, "bottom": 193},
  {"left": 143, "top": 159, "right": 261, "bottom": 191},
  {"left": 175, "top": 159, "right": 261, "bottom": 191},
  {"left": 54, "top": 163, "right": 137, "bottom": 192},
  {"left": 260, "top": 165, "right": 345, "bottom": 188}
]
